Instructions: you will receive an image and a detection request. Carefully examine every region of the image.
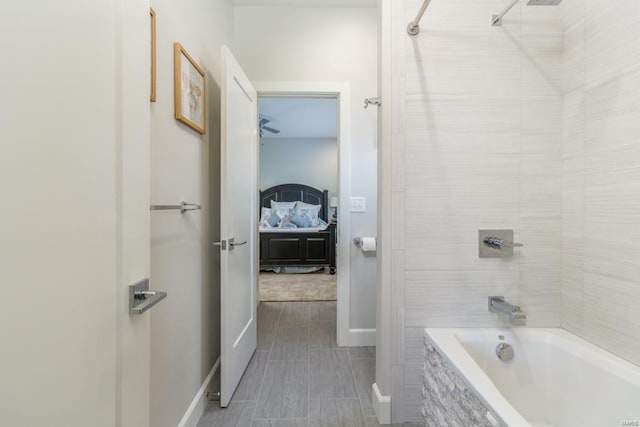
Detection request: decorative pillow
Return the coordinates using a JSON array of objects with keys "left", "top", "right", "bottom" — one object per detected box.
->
[
  {"left": 270, "top": 200, "right": 297, "bottom": 210},
  {"left": 279, "top": 215, "right": 298, "bottom": 229},
  {"left": 294, "top": 201, "right": 322, "bottom": 216},
  {"left": 290, "top": 213, "right": 311, "bottom": 228},
  {"left": 270, "top": 200, "right": 297, "bottom": 219},
  {"left": 267, "top": 212, "right": 281, "bottom": 227},
  {"left": 259, "top": 207, "right": 272, "bottom": 226},
  {"left": 260, "top": 207, "right": 281, "bottom": 228},
  {"left": 293, "top": 202, "right": 322, "bottom": 227}
]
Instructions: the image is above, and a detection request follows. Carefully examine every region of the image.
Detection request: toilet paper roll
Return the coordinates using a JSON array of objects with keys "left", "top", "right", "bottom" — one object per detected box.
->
[{"left": 360, "top": 237, "right": 377, "bottom": 252}]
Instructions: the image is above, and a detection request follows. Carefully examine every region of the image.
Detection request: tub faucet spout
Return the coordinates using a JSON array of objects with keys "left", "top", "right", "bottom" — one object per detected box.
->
[{"left": 488, "top": 296, "right": 527, "bottom": 326}]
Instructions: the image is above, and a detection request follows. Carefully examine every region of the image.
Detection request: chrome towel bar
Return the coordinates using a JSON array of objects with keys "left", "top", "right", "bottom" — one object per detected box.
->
[{"left": 150, "top": 201, "right": 201, "bottom": 213}]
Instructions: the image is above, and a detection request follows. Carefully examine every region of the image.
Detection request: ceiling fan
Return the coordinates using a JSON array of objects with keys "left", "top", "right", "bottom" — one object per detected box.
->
[{"left": 259, "top": 115, "right": 280, "bottom": 137}]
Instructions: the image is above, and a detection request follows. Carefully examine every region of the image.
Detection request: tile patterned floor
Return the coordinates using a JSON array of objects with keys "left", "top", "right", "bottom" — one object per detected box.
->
[{"left": 197, "top": 302, "right": 383, "bottom": 427}]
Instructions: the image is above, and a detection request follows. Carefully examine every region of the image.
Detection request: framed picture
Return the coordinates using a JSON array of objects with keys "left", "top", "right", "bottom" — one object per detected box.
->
[
  {"left": 174, "top": 43, "right": 206, "bottom": 134},
  {"left": 150, "top": 8, "right": 156, "bottom": 102}
]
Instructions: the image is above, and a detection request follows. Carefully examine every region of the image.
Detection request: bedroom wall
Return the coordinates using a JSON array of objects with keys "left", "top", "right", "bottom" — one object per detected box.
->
[
  {"left": 234, "top": 5, "right": 378, "bottom": 331},
  {"left": 259, "top": 137, "right": 338, "bottom": 198},
  {"left": 149, "top": 0, "right": 233, "bottom": 426}
]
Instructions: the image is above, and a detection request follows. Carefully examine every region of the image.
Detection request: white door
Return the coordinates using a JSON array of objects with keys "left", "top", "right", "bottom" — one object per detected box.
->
[{"left": 219, "top": 46, "right": 258, "bottom": 407}]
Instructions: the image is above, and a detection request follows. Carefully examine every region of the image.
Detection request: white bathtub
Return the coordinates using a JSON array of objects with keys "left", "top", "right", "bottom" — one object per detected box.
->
[{"left": 425, "top": 328, "right": 640, "bottom": 427}]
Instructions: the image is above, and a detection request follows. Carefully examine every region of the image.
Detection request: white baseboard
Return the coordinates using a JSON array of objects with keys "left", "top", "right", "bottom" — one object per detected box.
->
[
  {"left": 177, "top": 356, "right": 221, "bottom": 427},
  {"left": 372, "top": 383, "right": 391, "bottom": 424},
  {"left": 347, "top": 328, "right": 376, "bottom": 346}
]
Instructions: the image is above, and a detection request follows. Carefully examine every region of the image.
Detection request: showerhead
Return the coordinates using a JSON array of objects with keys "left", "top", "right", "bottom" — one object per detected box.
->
[
  {"left": 527, "top": 0, "right": 562, "bottom": 5},
  {"left": 493, "top": 0, "right": 562, "bottom": 26}
]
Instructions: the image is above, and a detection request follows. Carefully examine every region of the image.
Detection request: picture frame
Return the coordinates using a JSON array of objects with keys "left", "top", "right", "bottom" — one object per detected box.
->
[
  {"left": 150, "top": 8, "right": 157, "bottom": 102},
  {"left": 174, "top": 43, "right": 206, "bottom": 134}
]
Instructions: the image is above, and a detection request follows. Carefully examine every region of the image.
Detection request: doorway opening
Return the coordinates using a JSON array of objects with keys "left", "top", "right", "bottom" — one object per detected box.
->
[
  {"left": 254, "top": 81, "right": 352, "bottom": 347},
  {"left": 257, "top": 95, "right": 339, "bottom": 303}
]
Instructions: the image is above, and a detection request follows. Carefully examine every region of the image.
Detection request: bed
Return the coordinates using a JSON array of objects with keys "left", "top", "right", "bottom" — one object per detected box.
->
[{"left": 259, "top": 183, "right": 336, "bottom": 274}]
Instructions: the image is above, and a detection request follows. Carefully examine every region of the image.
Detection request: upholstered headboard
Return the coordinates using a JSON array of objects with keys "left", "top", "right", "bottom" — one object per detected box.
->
[{"left": 260, "top": 183, "right": 329, "bottom": 222}]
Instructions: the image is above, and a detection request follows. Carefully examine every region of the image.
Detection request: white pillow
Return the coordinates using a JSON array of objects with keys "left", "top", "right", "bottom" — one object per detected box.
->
[
  {"left": 293, "top": 201, "right": 322, "bottom": 227},
  {"left": 271, "top": 200, "right": 297, "bottom": 210},
  {"left": 270, "top": 200, "right": 297, "bottom": 219},
  {"left": 294, "top": 201, "right": 321, "bottom": 216}
]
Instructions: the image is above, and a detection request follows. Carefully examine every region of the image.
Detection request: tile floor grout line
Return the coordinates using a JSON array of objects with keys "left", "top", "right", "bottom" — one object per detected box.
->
[
  {"left": 265, "top": 303, "right": 283, "bottom": 362},
  {"left": 307, "top": 397, "right": 368, "bottom": 401},
  {"left": 271, "top": 303, "right": 285, "bottom": 353},
  {"left": 249, "top": 303, "right": 284, "bottom": 424},
  {"left": 347, "top": 344, "right": 369, "bottom": 426}
]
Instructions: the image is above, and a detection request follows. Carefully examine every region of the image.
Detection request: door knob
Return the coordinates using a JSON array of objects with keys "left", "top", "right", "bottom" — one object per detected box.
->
[{"left": 213, "top": 240, "right": 227, "bottom": 250}]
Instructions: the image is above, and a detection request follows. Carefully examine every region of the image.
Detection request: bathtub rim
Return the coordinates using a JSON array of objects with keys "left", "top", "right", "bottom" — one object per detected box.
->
[
  {"left": 425, "top": 327, "right": 640, "bottom": 427},
  {"left": 424, "top": 328, "right": 530, "bottom": 427}
]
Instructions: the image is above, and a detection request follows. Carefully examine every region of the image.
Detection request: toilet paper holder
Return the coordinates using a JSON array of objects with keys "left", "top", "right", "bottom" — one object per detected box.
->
[{"left": 353, "top": 237, "right": 377, "bottom": 251}]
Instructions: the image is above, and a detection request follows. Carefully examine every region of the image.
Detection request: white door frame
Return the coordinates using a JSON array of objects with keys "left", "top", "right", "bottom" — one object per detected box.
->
[{"left": 254, "top": 81, "right": 352, "bottom": 346}]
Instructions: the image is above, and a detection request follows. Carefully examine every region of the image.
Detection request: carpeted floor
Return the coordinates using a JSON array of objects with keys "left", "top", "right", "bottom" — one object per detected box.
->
[{"left": 259, "top": 271, "right": 337, "bottom": 301}]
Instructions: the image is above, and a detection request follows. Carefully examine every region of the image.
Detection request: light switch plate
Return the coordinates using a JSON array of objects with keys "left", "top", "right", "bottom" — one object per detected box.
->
[{"left": 350, "top": 197, "right": 366, "bottom": 213}]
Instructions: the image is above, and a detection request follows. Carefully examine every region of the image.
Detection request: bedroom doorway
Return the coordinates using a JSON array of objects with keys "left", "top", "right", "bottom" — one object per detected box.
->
[
  {"left": 253, "top": 81, "right": 352, "bottom": 347},
  {"left": 257, "top": 96, "right": 339, "bottom": 303}
]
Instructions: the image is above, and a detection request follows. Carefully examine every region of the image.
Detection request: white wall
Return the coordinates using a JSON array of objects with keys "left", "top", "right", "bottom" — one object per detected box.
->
[
  {"left": 260, "top": 137, "right": 338, "bottom": 197},
  {"left": 0, "top": 1, "right": 151, "bottom": 426},
  {"left": 118, "top": 1, "right": 154, "bottom": 426},
  {"left": 561, "top": 0, "right": 640, "bottom": 366},
  {"left": 380, "top": 0, "right": 564, "bottom": 422},
  {"left": 234, "top": 6, "right": 378, "bottom": 330},
  {"left": 0, "top": 3, "right": 118, "bottom": 425},
  {"left": 149, "top": 0, "right": 233, "bottom": 426}
]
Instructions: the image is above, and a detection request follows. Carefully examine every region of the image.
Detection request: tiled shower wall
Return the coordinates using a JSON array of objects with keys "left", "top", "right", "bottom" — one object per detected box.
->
[
  {"left": 561, "top": 0, "right": 640, "bottom": 366},
  {"left": 389, "top": 0, "right": 564, "bottom": 422}
]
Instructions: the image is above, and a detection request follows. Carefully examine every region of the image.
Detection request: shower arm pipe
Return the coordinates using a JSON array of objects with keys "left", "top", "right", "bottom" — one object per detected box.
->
[
  {"left": 407, "top": 0, "right": 432, "bottom": 36},
  {"left": 492, "top": 0, "right": 519, "bottom": 26}
]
